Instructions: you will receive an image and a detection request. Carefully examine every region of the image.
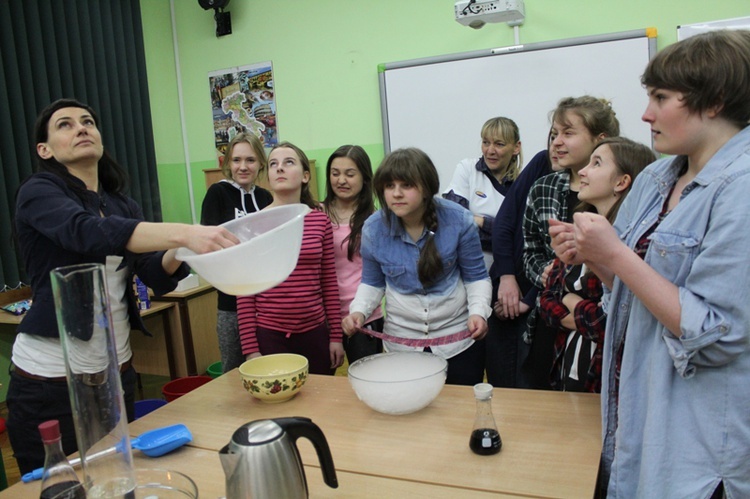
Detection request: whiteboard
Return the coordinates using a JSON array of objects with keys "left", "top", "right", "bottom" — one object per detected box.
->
[
  {"left": 379, "top": 30, "right": 656, "bottom": 191},
  {"left": 678, "top": 16, "right": 750, "bottom": 41}
]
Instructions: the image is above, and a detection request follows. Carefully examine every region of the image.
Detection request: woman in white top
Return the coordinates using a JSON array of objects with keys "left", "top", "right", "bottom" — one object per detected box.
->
[
  {"left": 444, "top": 117, "right": 522, "bottom": 386},
  {"left": 443, "top": 116, "right": 522, "bottom": 270}
]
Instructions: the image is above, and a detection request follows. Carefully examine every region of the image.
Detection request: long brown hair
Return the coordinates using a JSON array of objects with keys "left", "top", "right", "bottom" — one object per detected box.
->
[
  {"left": 323, "top": 145, "right": 375, "bottom": 260},
  {"left": 268, "top": 141, "right": 319, "bottom": 210},
  {"left": 373, "top": 148, "right": 443, "bottom": 288},
  {"left": 575, "top": 137, "right": 654, "bottom": 283},
  {"left": 33, "top": 98, "right": 129, "bottom": 198},
  {"left": 576, "top": 137, "right": 655, "bottom": 223}
]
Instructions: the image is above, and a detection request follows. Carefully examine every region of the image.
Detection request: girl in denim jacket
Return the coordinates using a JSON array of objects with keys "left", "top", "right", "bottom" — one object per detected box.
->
[
  {"left": 343, "top": 148, "right": 492, "bottom": 385},
  {"left": 551, "top": 30, "right": 750, "bottom": 498}
]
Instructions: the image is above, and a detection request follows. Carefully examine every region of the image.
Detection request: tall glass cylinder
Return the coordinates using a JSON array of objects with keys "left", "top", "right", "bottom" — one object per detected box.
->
[{"left": 50, "top": 263, "right": 135, "bottom": 498}]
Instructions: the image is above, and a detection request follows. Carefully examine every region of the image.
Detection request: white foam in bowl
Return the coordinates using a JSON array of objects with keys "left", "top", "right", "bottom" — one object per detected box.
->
[{"left": 348, "top": 351, "right": 448, "bottom": 415}]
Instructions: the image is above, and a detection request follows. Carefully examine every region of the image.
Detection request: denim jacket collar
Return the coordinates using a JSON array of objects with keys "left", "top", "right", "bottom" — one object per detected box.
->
[
  {"left": 385, "top": 210, "right": 428, "bottom": 245},
  {"left": 657, "top": 126, "right": 750, "bottom": 196},
  {"left": 695, "top": 125, "right": 750, "bottom": 184}
]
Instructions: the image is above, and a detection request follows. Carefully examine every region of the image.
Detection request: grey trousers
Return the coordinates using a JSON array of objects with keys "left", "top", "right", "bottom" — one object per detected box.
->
[{"left": 217, "top": 310, "right": 245, "bottom": 372}]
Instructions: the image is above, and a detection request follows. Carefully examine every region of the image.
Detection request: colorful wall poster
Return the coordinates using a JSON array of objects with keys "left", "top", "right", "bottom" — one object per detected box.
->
[{"left": 209, "top": 61, "right": 277, "bottom": 160}]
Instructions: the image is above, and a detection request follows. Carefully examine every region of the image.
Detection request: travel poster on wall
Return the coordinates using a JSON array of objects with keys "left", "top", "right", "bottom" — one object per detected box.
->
[{"left": 208, "top": 61, "right": 278, "bottom": 160}]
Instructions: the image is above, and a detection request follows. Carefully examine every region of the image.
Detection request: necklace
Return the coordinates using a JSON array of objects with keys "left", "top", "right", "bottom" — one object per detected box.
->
[{"left": 330, "top": 201, "right": 354, "bottom": 225}]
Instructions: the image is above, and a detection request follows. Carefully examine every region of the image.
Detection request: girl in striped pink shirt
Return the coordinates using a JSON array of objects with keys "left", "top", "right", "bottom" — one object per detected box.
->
[{"left": 237, "top": 142, "right": 345, "bottom": 374}]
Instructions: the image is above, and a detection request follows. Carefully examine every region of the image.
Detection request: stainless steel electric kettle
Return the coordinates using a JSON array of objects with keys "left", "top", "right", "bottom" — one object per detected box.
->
[{"left": 219, "top": 417, "right": 338, "bottom": 499}]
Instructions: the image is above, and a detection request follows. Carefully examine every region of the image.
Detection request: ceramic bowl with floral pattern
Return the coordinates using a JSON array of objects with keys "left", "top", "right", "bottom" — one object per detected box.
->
[{"left": 239, "top": 353, "right": 309, "bottom": 403}]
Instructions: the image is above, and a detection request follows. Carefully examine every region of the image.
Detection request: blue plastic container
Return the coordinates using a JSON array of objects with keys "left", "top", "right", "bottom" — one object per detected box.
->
[{"left": 134, "top": 398, "right": 167, "bottom": 419}]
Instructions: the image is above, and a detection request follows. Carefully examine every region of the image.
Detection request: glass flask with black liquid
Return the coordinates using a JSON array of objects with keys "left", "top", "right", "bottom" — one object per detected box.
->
[
  {"left": 469, "top": 383, "right": 502, "bottom": 455},
  {"left": 38, "top": 420, "right": 85, "bottom": 499}
]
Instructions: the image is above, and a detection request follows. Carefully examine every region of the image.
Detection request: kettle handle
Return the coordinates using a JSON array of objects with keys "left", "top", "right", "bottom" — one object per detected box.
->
[{"left": 276, "top": 417, "right": 339, "bottom": 489}]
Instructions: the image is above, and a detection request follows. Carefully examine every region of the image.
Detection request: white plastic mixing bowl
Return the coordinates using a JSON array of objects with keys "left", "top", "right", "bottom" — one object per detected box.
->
[
  {"left": 175, "top": 204, "right": 310, "bottom": 295},
  {"left": 348, "top": 351, "right": 448, "bottom": 415}
]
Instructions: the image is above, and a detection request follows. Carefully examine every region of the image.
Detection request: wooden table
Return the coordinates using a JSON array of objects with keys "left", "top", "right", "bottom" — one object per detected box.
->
[{"left": 2, "top": 374, "right": 602, "bottom": 498}]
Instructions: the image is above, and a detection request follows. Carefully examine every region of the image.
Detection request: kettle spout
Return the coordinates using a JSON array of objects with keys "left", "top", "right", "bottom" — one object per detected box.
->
[{"left": 219, "top": 443, "right": 241, "bottom": 478}]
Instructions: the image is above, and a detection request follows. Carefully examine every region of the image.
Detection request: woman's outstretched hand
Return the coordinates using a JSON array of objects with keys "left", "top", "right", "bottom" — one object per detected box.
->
[{"left": 185, "top": 225, "right": 240, "bottom": 254}]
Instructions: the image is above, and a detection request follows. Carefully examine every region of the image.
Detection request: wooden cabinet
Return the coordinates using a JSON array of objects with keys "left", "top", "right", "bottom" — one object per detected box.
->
[
  {"left": 130, "top": 301, "right": 178, "bottom": 378},
  {"left": 154, "top": 278, "right": 219, "bottom": 377},
  {"left": 203, "top": 159, "right": 318, "bottom": 199}
]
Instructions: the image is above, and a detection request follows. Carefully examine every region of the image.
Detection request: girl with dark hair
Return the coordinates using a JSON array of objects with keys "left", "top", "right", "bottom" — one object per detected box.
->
[
  {"left": 237, "top": 142, "right": 345, "bottom": 374},
  {"left": 201, "top": 132, "right": 272, "bottom": 372},
  {"left": 342, "top": 148, "right": 492, "bottom": 386},
  {"left": 322, "top": 145, "right": 383, "bottom": 363},
  {"left": 8, "top": 99, "right": 237, "bottom": 474},
  {"left": 539, "top": 137, "right": 654, "bottom": 393}
]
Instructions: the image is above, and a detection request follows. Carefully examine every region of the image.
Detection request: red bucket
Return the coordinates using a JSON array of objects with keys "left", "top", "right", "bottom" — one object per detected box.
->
[{"left": 162, "top": 375, "right": 212, "bottom": 402}]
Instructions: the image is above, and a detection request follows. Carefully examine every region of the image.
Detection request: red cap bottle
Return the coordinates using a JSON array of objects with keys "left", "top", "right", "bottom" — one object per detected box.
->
[{"left": 38, "top": 420, "right": 85, "bottom": 499}]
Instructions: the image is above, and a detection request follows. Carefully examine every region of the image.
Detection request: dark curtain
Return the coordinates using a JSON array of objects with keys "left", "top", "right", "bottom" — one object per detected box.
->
[{"left": 0, "top": 0, "right": 162, "bottom": 290}]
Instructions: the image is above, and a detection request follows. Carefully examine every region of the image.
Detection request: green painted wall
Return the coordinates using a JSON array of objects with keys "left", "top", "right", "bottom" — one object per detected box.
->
[{"left": 140, "top": 0, "right": 749, "bottom": 223}]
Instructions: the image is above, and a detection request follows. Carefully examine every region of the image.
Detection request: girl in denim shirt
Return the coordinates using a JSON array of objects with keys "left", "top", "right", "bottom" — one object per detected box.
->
[
  {"left": 551, "top": 30, "right": 750, "bottom": 497},
  {"left": 343, "top": 148, "right": 492, "bottom": 385}
]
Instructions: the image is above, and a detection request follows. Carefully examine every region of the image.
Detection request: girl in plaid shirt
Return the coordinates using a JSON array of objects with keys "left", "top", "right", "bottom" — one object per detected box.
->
[{"left": 520, "top": 96, "right": 620, "bottom": 389}]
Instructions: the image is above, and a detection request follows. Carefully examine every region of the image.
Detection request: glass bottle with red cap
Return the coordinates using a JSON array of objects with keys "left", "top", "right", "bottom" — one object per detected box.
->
[{"left": 38, "top": 419, "right": 85, "bottom": 499}]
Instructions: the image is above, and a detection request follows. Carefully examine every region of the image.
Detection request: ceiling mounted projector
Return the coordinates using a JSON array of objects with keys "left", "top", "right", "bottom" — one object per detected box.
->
[{"left": 455, "top": 0, "right": 526, "bottom": 29}]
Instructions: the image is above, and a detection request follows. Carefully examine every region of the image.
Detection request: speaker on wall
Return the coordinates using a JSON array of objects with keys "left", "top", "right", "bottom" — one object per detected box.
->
[
  {"left": 198, "top": 0, "right": 230, "bottom": 10},
  {"left": 198, "top": 0, "right": 232, "bottom": 37}
]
